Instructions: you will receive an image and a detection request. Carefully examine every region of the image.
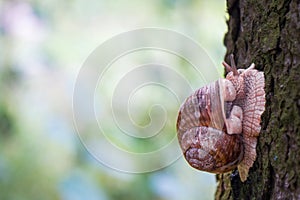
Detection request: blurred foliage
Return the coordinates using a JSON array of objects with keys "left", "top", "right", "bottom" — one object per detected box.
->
[{"left": 0, "top": 0, "right": 226, "bottom": 199}]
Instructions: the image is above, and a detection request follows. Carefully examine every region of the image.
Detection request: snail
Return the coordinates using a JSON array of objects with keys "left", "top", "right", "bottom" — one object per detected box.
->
[{"left": 176, "top": 55, "right": 265, "bottom": 182}]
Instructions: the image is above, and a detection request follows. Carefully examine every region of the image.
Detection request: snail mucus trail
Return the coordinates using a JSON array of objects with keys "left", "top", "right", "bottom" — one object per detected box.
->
[{"left": 176, "top": 55, "right": 265, "bottom": 182}]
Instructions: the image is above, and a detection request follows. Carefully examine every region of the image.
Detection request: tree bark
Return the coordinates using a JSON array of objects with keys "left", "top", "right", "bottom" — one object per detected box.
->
[{"left": 216, "top": 0, "right": 300, "bottom": 199}]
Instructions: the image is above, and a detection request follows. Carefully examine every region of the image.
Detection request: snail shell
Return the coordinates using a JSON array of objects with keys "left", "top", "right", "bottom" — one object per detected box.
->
[{"left": 176, "top": 56, "right": 265, "bottom": 182}]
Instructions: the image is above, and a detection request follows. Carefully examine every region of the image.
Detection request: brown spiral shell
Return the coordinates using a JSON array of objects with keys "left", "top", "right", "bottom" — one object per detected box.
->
[{"left": 176, "top": 57, "right": 265, "bottom": 182}]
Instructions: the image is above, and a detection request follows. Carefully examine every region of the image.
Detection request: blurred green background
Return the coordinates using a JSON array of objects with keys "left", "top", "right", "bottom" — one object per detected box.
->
[{"left": 0, "top": 0, "right": 227, "bottom": 199}]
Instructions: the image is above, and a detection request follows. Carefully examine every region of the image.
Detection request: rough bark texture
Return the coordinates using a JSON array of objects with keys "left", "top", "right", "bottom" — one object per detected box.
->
[{"left": 216, "top": 0, "right": 300, "bottom": 199}]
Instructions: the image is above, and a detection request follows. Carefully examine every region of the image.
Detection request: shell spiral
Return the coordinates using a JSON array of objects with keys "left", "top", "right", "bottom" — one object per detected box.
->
[
  {"left": 177, "top": 80, "right": 244, "bottom": 173},
  {"left": 176, "top": 60, "right": 265, "bottom": 182}
]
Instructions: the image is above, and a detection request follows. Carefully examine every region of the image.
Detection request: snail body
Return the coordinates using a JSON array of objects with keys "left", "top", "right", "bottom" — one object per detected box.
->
[{"left": 176, "top": 56, "right": 265, "bottom": 182}]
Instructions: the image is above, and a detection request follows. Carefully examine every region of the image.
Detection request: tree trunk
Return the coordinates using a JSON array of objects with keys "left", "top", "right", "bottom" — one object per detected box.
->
[{"left": 215, "top": 0, "right": 300, "bottom": 199}]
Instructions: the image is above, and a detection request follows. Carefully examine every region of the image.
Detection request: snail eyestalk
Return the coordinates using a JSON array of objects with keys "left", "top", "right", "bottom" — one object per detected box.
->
[
  {"left": 230, "top": 54, "right": 238, "bottom": 76},
  {"left": 222, "top": 61, "right": 232, "bottom": 73},
  {"left": 222, "top": 54, "right": 239, "bottom": 76}
]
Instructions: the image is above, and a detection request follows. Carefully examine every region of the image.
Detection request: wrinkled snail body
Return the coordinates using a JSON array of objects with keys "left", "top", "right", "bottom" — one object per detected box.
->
[{"left": 176, "top": 56, "right": 265, "bottom": 182}]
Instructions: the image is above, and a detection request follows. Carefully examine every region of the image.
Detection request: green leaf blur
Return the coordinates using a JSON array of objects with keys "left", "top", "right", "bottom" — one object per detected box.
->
[{"left": 0, "top": 0, "right": 227, "bottom": 199}]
